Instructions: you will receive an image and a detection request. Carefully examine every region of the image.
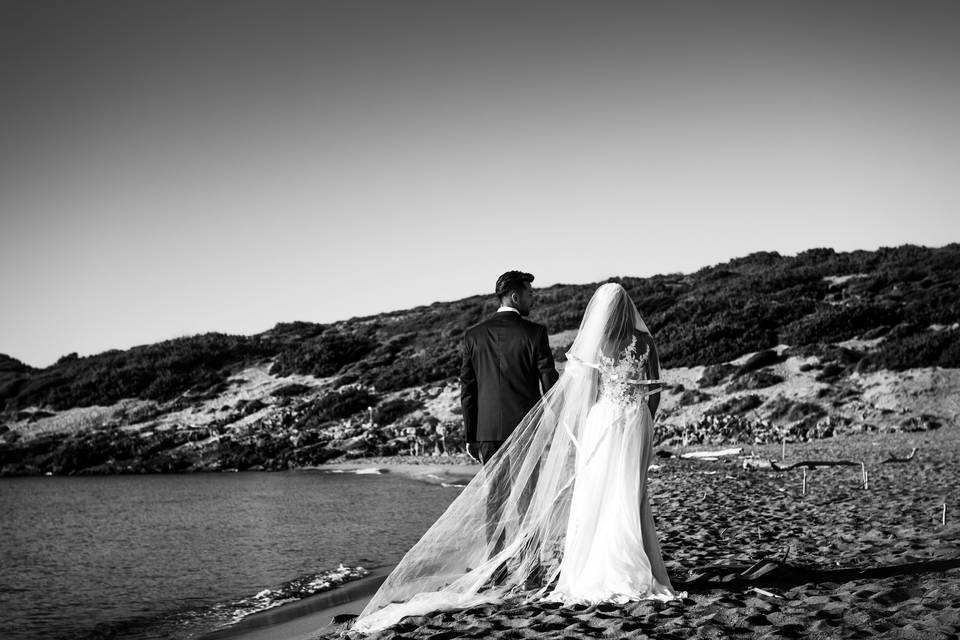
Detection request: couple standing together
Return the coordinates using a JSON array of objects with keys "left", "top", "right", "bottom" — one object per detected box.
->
[{"left": 353, "top": 271, "right": 682, "bottom": 633}]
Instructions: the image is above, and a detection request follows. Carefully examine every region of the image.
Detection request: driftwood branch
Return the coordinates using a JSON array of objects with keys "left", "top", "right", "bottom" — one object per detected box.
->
[
  {"left": 681, "top": 447, "right": 743, "bottom": 459},
  {"left": 771, "top": 459, "right": 861, "bottom": 471},
  {"left": 657, "top": 448, "right": 743, "bottom": 460},
  {"left": 756, "top": 448, "right": 918, "bottom": 471},
  {"left": 881, "top": 447, "right": 918, "bottom": 464}
]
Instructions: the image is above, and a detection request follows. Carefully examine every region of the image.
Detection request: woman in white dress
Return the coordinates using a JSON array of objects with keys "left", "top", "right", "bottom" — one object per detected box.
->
[
  {"left": 550, "top": 323, "right": 676, "bottom": 603},
  {"left": 353, "top": 283, "right": 682, "bottom": 633}
]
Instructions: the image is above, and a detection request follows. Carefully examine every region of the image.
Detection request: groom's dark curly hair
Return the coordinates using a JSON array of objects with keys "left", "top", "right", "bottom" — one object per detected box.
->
[{"left": 495, "top": 270, "right": 535, "bottom": 298}]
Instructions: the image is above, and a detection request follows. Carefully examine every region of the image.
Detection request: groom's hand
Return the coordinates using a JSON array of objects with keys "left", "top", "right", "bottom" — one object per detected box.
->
[{"left": 466, "top": 442, "right": 481, "bottom": 463}]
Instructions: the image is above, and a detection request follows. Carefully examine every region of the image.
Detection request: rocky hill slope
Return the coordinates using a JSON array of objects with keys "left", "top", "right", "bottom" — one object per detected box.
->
[{"left": 2, "top": 244, "right": 958, "bottom": 475}]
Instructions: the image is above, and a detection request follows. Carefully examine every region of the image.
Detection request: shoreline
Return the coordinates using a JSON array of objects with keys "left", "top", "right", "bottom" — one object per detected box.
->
[
  {"left": 306, "top": 457, "right": 480, "bottom": 486},
  {"left": 200, "top": 566, "right": 395, "bottom": 640},
  {"left": 197, "top": 459, "right": 479, "bottom": 640}
]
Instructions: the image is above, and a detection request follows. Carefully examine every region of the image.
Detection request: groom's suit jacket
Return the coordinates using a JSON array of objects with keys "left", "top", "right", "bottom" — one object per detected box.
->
[{"left": 460, "top": 310, "right": 560, "bottom": 443}]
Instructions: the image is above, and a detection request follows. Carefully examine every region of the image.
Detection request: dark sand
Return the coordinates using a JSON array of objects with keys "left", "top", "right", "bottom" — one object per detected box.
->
[{"left": 231, "top": 429, "right": 960, "bottom": 639}]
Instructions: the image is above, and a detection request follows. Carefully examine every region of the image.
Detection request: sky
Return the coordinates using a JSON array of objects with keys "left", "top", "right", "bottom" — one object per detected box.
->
[{"left": 2, "top": 0, "right": 959, "bottom": 367}]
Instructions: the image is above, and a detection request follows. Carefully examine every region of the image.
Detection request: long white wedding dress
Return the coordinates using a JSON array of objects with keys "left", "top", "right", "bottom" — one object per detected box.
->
[
  {"left": 548, "top": 336, "right": 677, "bottom": 603},
  {"left": 352, "top": 284, "right": 682, "bottom": 633}
]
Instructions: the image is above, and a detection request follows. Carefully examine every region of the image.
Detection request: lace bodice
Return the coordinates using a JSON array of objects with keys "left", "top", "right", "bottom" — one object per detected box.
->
[{"left": 597, "top": 336, "right": 651, "bottom": 408}]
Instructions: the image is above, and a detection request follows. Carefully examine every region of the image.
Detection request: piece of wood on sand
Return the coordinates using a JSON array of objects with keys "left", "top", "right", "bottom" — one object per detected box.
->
[
  {"left": 681, "top": 447, "right": 743, "bottom": 460},
  {"left": 771, "top": 459, "right": 862, "bottom": 471},
  {"left": 881, "top": 447, "right": 919, "bottom": 463}
]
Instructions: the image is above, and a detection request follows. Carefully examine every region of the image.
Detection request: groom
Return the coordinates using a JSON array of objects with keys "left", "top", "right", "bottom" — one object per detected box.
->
[
  {"left": 460, "top": 270, "right": 559, "bottom": 582},
  {"left": 460, "top": 270, "right": 559, "bottom": 465}
]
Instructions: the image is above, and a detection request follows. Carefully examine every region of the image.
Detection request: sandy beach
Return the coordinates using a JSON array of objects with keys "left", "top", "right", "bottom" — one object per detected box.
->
[{"left": 209, "top": 429, "right": 960, "bottom": 640}]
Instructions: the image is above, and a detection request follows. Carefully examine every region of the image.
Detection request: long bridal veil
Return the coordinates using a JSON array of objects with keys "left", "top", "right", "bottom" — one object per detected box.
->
[{"left": 353, "top": 283, "right": 653, "bottom": 632}]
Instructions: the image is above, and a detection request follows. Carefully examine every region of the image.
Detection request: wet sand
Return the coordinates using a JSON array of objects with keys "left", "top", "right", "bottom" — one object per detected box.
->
[
  {"left": 200, "top": 566, "right": 393, "bottom": 640},
  {"left": 310, "top": 458, "right": 480, "bottom": 487}
]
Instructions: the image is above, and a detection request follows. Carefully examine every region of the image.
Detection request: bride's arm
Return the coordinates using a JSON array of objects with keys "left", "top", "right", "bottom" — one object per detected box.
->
[{"left": 646, "top": 336, "right": 661, "bottom": 419}]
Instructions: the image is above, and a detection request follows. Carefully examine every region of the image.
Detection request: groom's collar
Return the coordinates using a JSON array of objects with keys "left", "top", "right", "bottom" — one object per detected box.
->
[{"left": 496, "top": 306, "right": 521, "bottom": 315}]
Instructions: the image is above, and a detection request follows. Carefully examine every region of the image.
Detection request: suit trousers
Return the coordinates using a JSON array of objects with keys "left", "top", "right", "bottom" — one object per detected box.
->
[
  {"left": 476, "top": 441, "right": 507, "bottom": 555},
  {"left": 476, "top": 440, "right": 541, "bottom": 568},
  {"left": 477, "top": 440, "right": 542, "bottom": 586}
]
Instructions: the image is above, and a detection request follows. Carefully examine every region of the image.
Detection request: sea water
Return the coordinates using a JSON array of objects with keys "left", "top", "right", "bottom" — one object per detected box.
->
[{"left": 0, "top": 471, "right": 456, "bottom": 640}]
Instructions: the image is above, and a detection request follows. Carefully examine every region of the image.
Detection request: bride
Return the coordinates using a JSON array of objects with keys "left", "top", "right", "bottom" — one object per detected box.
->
[{"left": 353, "top": 283, "right": 682, "bottom": 633}]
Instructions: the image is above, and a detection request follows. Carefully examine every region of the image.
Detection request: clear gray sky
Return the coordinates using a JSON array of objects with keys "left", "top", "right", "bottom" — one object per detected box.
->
[{"left": 2, "top": 1, "right": 958, "bottom": 367}]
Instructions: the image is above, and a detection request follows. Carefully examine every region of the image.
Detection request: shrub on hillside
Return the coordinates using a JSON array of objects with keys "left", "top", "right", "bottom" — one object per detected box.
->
[
  {"left": 270, "top": 330, "right": 377, "bottom": 378},
  {"left": 860, "top": 328, "right": 960, "bottom": 371},
  {"left": 4, "top": 333, "right": 276, "bottom": 411},
  {"left": 0, "top": 354, "right": 33, "bottom": 373},
  {"left": 374, "top": 397, "right": 424, "bottom": 426},
  {"left": 725, "top": 370, "right": 784, "bottom": 392},
  {"left": 735, "top": 349, "right": 783, "bottom": 375},
  {"left": 815, "top": 363, "right": 847, "bottom": 381},
  {"left": 706, "top": 394, "right": 763, "bottom": 416},
  {"left": 781, "top": 304, "right": 903, "bottom": 345},
  {"left": 887, "top": 323, "right": 922, "bottom": 340},
  {"left": 820, "top": 345, "right": 865, "bottom": 365},
  {"left": 698, "top": 364, "right": 737, "bottom": 387},
  {"left": 272, "top": 383, "right": 312, "bottom": 398},
  {"left": 861, "top": 326, "right": 890, "bottom": 339},
  {"left": 766, "top": 396, "right": 827, "bottom": 422},
  {"left": 308, "top": 386, "right": 379, "bottom": 422},
  {"left": 366, "top": 340, "right": 461, "bottom": 392},
  {"left": 237, "top": 398, "right": 267, "bottom": 416},
  {"left": 265, "top": 321, "right": 328, "bottom": 343},
  {"left": 679, "top": 389, "right": 711, "bottom": 406}
]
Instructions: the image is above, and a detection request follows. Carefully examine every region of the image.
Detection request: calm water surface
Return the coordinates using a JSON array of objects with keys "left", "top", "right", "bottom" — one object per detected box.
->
[{"left": 0, "top": 472, "right": 456, "bottom": 640}]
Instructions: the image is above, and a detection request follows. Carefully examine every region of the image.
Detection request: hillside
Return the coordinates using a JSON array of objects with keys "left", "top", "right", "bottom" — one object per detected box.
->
[{"left": 2, "top": 244, "right": 959, "bottom": 475}]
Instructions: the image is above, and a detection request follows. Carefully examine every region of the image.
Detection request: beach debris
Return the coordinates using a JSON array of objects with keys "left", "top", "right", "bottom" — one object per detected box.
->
[
  {"left": 355, "top": 467, "right": 387, "bottom": 475},
  {"left": 881, "top": 447, "right": 919, "bottom": 463},
  {"left": 747, "top": 448, "right": 918, "bottom": 475},
  {"left": 742, "top": 457, "right": 775, "bottom": 470},
  {"left": 771, "top": 458, "right": 863, "bottom": 471},
  {"left": 779, "top": 545, "right": 792, "bottom": 565},
  {"left": 740, "top": 556, "right": 781, "bottom": 580},
  {"left": 750, "top": 587, "right": 783, "bottom": 599},
  {"left": 224, "top": 564, "right": 370, "bottom": 627},
  {"left": 681, "top": 447, "right": 743, "bottom": 459},
  {"left": 332, "top": 613, "right": 358, "bottom": 624}
]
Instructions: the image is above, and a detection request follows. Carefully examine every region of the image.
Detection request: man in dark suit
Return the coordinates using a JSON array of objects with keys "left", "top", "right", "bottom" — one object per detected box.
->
[
  {"left": 459, "top": 271, "right": 559, "bottom": 578},
  {"left": 460, "top": 270, "right": 560, "bottom": 464}
]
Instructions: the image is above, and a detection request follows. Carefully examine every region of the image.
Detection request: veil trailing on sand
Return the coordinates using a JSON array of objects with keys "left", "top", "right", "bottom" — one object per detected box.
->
[{"left": 353, "top": 283, "right": 654, "bottom": 632}]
